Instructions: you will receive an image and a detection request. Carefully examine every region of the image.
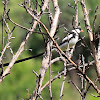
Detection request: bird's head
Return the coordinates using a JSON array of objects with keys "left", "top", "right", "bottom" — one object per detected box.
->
[{"left": 74, "top": 27, "right": 83, "bottom": 34}]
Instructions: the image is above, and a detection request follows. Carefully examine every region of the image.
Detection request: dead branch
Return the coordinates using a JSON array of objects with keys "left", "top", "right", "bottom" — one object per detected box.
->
[
  {"left": 59, "top": 61, "right": 67, "bottom": 100},
  {"left": 93, "top": 6, "right": 98, "bottom": 34},
  {"left": 32, "top": 0, "right": 60, "bottom": 99},
  {"left": 0, "top": 0, "right": 50, "bottom": 83},
  {"left": 81, "top": 0, "right": 100, "bottom": 80}
]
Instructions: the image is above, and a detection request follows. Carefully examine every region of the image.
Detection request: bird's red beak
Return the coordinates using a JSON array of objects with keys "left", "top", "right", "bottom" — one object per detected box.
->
[{"left": 81, "top": 30, "right": 83, "bottom": 32}]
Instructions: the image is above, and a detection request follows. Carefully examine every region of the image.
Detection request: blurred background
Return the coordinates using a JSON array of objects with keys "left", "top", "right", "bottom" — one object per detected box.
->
[{"left": 0, "top": 0, "right": 100, "bottom": 100}]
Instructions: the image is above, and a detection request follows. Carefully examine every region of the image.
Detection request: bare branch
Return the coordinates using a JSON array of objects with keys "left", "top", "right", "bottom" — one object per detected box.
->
[
  {"left": 0, "top": 0, "right": 50, "bottom": 83},
  {"left": 68, "top": 80, "right": 83, "bottom": 96},
  {"left": 74, "top": 0, "right": 79, "bottom": 27},
  {"left": 91, "top": 94, "right": 100, "bottom": 98},
  {"left": 81, "top": 0, "right": 100, "bottom": 80},
  {"left": 93, "top": 6, "right": 98, "bottom": 34},
  {"left": 59, "top": 61, "right": 67, "bottom": 100},
  {"left": 32, "top": 0, "right": 60, "bottom": 99},
  {"left": 80, "top": 0, "right": 93, "bottom": 42},
  {"left": 41, "top": 70, "right": 65, "bottom": 92}
]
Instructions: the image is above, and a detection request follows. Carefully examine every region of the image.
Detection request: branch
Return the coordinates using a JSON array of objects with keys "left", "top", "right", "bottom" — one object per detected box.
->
[
  {"left": 74, "top": 0, "right": 79, "bottom": 27},
  {"left": 41, "top": 70, "right": 65, "bottom": 92},
  {"left": 81, "top": 0, "right": 100, "bottom": 80},
  {"left": 68, "top": 80, "right": 83, "bottom": 97},
  {"left": 0, "top": 0, "right": 50, "bottom": 83},
  {"left": 93, "top": 6, "right": 98, "bottom": 34},
  {"left": 80, "top": 0, "right": 93, "bottom": 42},
  {"left": 32, "top": 0, "right": 60, "bottom": 99},
  {"left": 59, "top": 61, "right": 67, "bottom": 100}
]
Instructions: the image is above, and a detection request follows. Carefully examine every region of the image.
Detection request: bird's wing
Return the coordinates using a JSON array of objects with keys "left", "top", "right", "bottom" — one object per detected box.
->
[
  {"left": 62, "top": 33, "right": 73, "bottom": 42},
  {"left": 59, "top": 34, "right": 73, "bottom": 46}
]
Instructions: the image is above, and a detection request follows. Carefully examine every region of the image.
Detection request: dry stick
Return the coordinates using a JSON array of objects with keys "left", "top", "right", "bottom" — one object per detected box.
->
[
  {"left": 97, "top": 37, "right": 100, "bottom": 80},
  {"left": 0, "top": 0, "right": 50, "bottom": 83},
  {"left": 67, "top": 56, "right": 87, "bottom": 100},
  {"left": 51, "top": 57, "right": 66, "bottom": 65},
  {"left": 59, "top": 60, "right": 67, "bottom": 100},
  {"left": 84, "top": 84, "right": 91, "bottom": 98},
  {"left": 46, "top": 1, "right": 53, "bottom": 27},
  {"left": 28, "top": 0, "right": 31, "bottom": 8},
  {"left": 47, "top": 2, "right": 54, "bottom": 100},
  {"left": 7, "top": 14, "right": 48, "bottom": 36},
  {"left": 93, "top": 6, "right": 98, "bottom": 35},
  {"left": 5, "top": 15, "right": 48, "bottom": 36},
  {"left": 38, "top": 24, "right": 46, "bottom": 45},
  {"left": 32, "top": 0, "right": 60, "bottom": 99},
  {"left": 0, "top": 21, "right": 16, "bottom": 80},
  {"left": 81, "top": 55, "right": 87, "bottom": 100},
  {"left": 91, "top": 94, "right": 100, "bottom": 98},
  {"left": 74, "top": 0, "right": 79, "bottom": 27},
  {"left": 80, "top": 0, "right": 100, "bottom": 80},
  {"left": 8, "top": 16, "right": 31, "bottom": 32},
  {"left": 0, "top": 20, "right": 15, "bottom": 64},
  {"left": 1, "top": 0, "right": 8, "bottom": 75},
  {"left": 68, "top": 80, "right": 83, "bottom": 97},
  {"left": 40, "top": 59, "right": 94, "bottom": 92},
  {"left": 80, "top": 0, "right": 93, "bottom": 41},
  {"left": 83, "top": 57, "right": 88, "bottom": 97},
  {"left": 2, "top": 8, "right": 5, "bottom": 51},
  {"left": 46, "top": 2, "right": 54, "bottom": 99},
  {"left": 32, "top": 70, "right": 39, "bottom": 78},
  {"left": 41, "top": 66, "right": 80, "bottom": 92},
  {"left": 49, "top": 48, "right": 53, "bottom": 100},
  {"left": 26, "top": 89, "right": 29, "bottom": 100},
  {"left": 41, "top": 71, "right": 65, "bottom": 92},
  {"left": 2, "top": 0, "right": 8, "bottom": 50},
  {"left": 49, "top": 61, "right": 53, "bottom": 100}
]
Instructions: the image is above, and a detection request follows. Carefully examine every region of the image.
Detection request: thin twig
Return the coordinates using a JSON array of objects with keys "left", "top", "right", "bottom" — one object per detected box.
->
[
  {"left": 68, "top": 80, "right": 83, "bottom": 96},
  {"left": 49, "top": 48, "right": 53, "bottom": 100},
  {"left": 41, "top": 70, "right": 65, "bottom": 92},
  {"left": 93, "top": 6, "right": 98, "bottom": 35},
  {"left": 74, "top": 0, "right": 79, "bottom": 27},
  {"left": 81, "top": 55, "right": 87, "bottom": 100},
  {"left": 91, "top": 94, "right": 100, "bottom": 97},
  {"left": 59, "top": 60, "right": 67, "bottom": 100}
]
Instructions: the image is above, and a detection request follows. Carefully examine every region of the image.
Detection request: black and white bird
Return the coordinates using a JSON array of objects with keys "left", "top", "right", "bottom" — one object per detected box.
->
[{"left": 59, "top": 28, "right": 83, "bottom": 50}]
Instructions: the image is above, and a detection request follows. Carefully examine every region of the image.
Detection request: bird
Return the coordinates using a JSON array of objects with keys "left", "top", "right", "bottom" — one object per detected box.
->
[
  {"left": 0, "top": 27, "right": 83, "bottom": 67},
  {"left": 58, "top": 28, "right": 83, "bottom": 51}
]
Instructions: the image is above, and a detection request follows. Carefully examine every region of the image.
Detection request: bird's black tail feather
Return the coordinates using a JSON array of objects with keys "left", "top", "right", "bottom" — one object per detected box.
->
[{"left": 0, "top": 52, "right": 44, "bottom": 68}]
